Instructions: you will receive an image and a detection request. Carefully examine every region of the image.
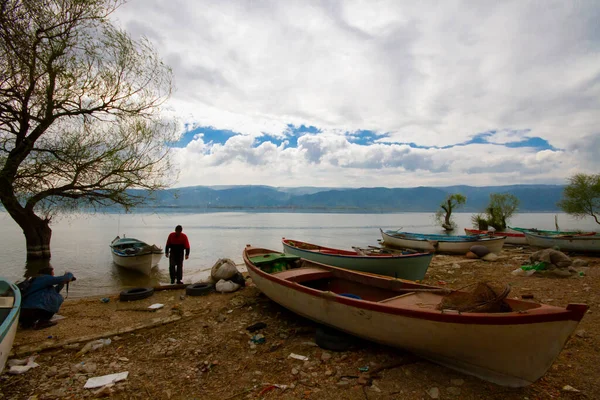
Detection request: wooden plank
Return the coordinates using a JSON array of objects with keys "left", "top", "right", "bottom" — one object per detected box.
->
[{"left": 10, "top": 314, "right": 182, "bottom": 357}]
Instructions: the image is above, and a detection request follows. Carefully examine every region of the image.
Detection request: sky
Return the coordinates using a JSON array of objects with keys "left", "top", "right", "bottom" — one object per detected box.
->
[{"left": 111, "top": 0, "right": 600, "bottom": 189}]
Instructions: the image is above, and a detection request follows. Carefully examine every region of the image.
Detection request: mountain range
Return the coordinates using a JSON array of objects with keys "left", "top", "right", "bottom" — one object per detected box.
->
[{"left": 134, "top": 184, "right": 567, "bottom": 212}]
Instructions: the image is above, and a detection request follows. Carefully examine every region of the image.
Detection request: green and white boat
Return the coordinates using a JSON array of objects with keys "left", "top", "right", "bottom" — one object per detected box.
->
[
  {"left": 282, "top": 238, "right": 433, "bottom": 280},
  {"left": 1, "top": 278, "right": 21, "bottom": 374}
]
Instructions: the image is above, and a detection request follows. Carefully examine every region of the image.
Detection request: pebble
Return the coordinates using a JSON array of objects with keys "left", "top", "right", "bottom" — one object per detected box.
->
[
  {"left": 292, "top": 368, "right": 299, "bottom": 375},
  {"left": 427, "top": 387, "right": 440, "bottom": 399},
  {"left": 321, "top": 352, "right": 332, "bottom": 362},
  {"left": 575, "top": 329, "right": 587, "bottom": 338},
  {"left": 45, "top": 366, "right": 58, "bottom": 377},
  {"left": 447, "top": 386, "right": 461, "bottom": 395},
  {"left": 450, "top": 378, "right": 464, "bottom": 386}
]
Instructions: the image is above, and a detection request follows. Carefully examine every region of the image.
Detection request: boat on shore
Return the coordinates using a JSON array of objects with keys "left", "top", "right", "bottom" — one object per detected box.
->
[
  {"left": 464, "top": 228, "right": 527, "bottom": 246},
  {"left": 243, "top": 245, "right": 588, "bottom": 387},
  {"left": 110, "top": 236, "right": 163, "bottom": 275},
  {"left": 524, "top": 231, "right": 600, "bottom": 253},
  {"left": 282, "top": 238, "right": 433, "bottom": 280},
  {"left": 508, "top": 226, "right": 595, "bottom": 236},
  {"left": 0, "top": 278, "right": 21, "bottom": 374},
  {"left": 380, "top": 229, "right": 505, "bottom": 254}
]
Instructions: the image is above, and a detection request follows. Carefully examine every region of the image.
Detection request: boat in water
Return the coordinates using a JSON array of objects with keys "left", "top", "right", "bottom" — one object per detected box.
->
[
  {"left": 243, "top": 245, "right": 588, "bottom": 387},
  {"left": 110, "top": 236, "right": 163, "bottom": 275},
  {"left": 282, "top": 238, "right": 433, "bottom": 280},
  {"left": 0, "top": 278, "right": 21, "bottom": 374},
  {"left": 380, "top": 229, "right": 505, "bottom": 254}
]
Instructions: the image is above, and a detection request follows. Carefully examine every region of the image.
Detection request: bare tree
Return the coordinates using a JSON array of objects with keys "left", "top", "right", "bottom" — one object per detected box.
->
[{"left": 0, "top": 0, "right": 177, "bottom": 260}]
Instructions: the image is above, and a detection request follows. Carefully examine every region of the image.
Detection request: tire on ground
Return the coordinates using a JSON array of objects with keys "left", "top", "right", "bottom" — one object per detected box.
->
[
  {"left": 119, "top": 287, "right": 154, "bottom": 302},
  {"left": 315, "top": 325, "right": 357, "bottom": 352},
  {"left": 186, "top": 283, "right": 214, "bottom": 296}
]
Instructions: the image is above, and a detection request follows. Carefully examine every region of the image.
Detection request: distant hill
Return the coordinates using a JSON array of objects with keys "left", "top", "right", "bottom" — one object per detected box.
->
[{"left": 133, "top": 184, "right": 566, "bottom": 212}]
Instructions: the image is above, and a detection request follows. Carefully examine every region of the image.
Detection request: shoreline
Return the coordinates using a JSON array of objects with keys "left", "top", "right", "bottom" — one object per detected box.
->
[{"left": 2, "top": 246, "right": 599, "bottom": 399}]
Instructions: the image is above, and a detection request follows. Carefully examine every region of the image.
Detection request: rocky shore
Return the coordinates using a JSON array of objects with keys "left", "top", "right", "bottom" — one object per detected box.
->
[{"left": 1, "top": 246, "right": 598, "bottom": 400}]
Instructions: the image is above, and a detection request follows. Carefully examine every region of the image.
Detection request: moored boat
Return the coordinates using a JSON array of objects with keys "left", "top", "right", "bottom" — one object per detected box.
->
[
  {"left": 243, "top": 245, "right": 588, "bottom": 387},
  {"left": 0, "top": 278, "right": 21, "bottom": 374},
  {"left": 508, "top": 226, "right": 595, "bottom": 236},
  {"left": 524, "top": 231, "right": 600, "bottom": 253},
  {"left": 380, "top": 229, "right": 505, "bottom": 254},
  {"left": 110, "top": 236, "right": 163, "bottom": 275},
  {"left": 464, "top": 228, "right": 527, "bottom": 246},
  {"left": 282, "top": 238, "right": 433, "bottom": 280}
]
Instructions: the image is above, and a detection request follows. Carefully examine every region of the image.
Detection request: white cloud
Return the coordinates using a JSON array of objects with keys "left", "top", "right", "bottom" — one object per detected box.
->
[{"left": 111, "top": 0, "right": 600, "bottom": 187}]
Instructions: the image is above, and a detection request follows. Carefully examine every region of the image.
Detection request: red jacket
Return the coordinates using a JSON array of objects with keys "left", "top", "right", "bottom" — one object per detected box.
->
[{"left": 165, "top": 232, "right": 190, "bottom": 258}]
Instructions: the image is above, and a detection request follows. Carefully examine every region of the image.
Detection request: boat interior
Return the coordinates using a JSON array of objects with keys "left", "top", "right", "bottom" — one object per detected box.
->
[
  {"left": 0, "top": 282, "right": 16, "bottom": 322},
  {"left": 252, "top": 252, "right": 542, "bottom": 313}
]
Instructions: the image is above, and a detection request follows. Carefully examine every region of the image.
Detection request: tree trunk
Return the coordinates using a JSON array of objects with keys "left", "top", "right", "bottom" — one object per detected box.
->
[
  {"left": 0, "top": 189, "right": 52, "bottom": 260},
  {"left": 22, "top": 218, "right": 52, "bottom": 260}
]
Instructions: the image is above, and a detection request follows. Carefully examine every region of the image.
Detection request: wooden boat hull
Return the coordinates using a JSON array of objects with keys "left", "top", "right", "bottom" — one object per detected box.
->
[
  {"left": 110, "top": 251, "right": 163, "bottom": 275},
  {"left": 524, "top": 232, "right": 600, "bottom": 253},
  {"left": 282, "top": 238, "right": 433, "bottom": 280},
  {"left": 244, "top": 246, "right": 587, "bottom": 387},
  {"left": 381, "top": 229, "right": 506, "bottom": 254},
  {"left": 464, "top": 228, "right": 527, "bottom": 246},
  {"left": 1, "top": 279, "right": 21, "bottom": 374}
]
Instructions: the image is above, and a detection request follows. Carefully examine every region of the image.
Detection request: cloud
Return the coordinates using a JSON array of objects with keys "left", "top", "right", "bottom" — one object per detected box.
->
[{"left": 111, "top": 0, "right": 600, "bottom": 187}]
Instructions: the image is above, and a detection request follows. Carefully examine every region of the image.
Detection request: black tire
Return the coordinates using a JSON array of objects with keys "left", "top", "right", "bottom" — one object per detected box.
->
[
  {"left": 119, "top": 287, "right": 154, "bottom": 302},
  {"left": 315, "top": 326, "right": 357, "bottom": 352},
  {"left": 186, "top": 283, "right": 214, "bottom": 296}
]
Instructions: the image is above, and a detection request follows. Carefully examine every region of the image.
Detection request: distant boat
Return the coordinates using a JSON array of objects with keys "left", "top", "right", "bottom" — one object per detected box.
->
[
  {"left": 243, "top": 245, "right": 588, "bottom": 387},
  {"left": 380, "top": 229, "right": 505, "bottom": 254},
  {"left": 282, "top": 238, "right": 433, "bottom": 280},
  {"left": 508, "top": 226, "right": 596, "bottom": 236},
  {"left": 464, "top": 228, "right": 528, "bottom": 246},
  {"left": 110, "top": 236, "right": 163, "bottom": 275},
  {"left": 0, "top": 278, "right": 21, "bottom": 374},
  {"left": 524, "top": 231, "right": 600, "bottom": 253}
]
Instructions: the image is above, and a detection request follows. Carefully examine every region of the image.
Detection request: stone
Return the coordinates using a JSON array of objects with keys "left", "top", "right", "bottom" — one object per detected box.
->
[
  {"left": 427, "top": 387, "right": 440, "bottom": 399},
  {"left": 465, "top": 251, "right": 479, "bottom": 259},
  {"left": 481, "top": 253, "right": 499, "bottom": 262},
  {"left": 292, "top": 368, "right": 299, "bottom": 375},
  {"left": 447, "top": 386, "right": 461, "bottom": 395},
  {"left": 450, "top": 378, "right": 464, "bottom": 386},
  {"left": 321, "top": 352, "right": 332, "bottom": 362},
  {"left": 572, "top": 259, "right": 589, "bottom": 267},
  {"left": 575, "top": 329, "right": 587, "bottom": 338},
  {"left": 45, "top": 366, "right": 58, "bottom": 377},
  {"left": 470, "top": 245, "right": 491, "bottom": 258}
]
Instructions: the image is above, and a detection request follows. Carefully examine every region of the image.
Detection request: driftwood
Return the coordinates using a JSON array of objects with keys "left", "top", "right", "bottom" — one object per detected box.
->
[{"left": 11, "top": 314, "right": 182, "bottom": 357}]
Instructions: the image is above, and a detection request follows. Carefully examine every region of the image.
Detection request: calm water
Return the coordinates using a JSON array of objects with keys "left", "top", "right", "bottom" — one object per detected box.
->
[{"left": 1, "top": 211, "right": 597, "bottom": 298}]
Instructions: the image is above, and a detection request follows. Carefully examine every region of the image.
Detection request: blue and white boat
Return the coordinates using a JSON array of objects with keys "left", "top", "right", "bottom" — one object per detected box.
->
[
  {"left": 380, "top": 229, "right": 506, "bottom": 254},
  {"left": 1, "top": 278, "right": 21, "bottom": 373}
]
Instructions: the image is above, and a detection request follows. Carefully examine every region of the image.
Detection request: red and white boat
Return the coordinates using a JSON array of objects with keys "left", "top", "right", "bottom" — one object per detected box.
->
[
  {"left": 244, "top": 245, "right": 588, "bottom": 387},
  {"left": 464, "top": 228, "right": 528, "bottom": 245}
]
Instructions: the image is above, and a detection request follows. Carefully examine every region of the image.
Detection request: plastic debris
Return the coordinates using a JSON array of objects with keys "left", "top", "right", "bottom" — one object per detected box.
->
[
  {"left": 358, "top": 366, "right": 369, "bottom": 372},
  {"left": 148, "top": 303, "right": 164, "bottom": 310},
  {"left": 7, "top": 356, "right": 39, "bottom": 375},
  {"left": 84, "top": 371, "right": 129, "bottom": 389},
  {"left": 100, "top": 298, "right": 110, "bottom": 303},
  {"left": 288, "top": 353, "right": 308, "bottom": 361},
  {"left": 250, "top": 334, "right": 266, "bottom": 344}
]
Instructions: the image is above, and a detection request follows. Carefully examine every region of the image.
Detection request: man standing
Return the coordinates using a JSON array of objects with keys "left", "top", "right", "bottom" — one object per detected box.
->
[{"left": 165, "top": 225, "right": 190, "bottom": 284}]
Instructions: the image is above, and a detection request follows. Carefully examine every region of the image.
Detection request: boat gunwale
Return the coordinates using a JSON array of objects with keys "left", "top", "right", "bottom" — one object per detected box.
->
[
  {"left": 380, "top": 229, "right": 508, "bottom": 243},
  {"left": 0, "top": 280, "right": 21, "bottom": 345},
  {"left": 282, "top": 238, "right": 433, "bottom": 260},
  {"left": 244, "top": 246, "right": 587, "bottom": 325}
]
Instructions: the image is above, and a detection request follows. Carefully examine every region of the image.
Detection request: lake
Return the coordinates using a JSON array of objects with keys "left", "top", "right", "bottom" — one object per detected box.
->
[{"left": 1, "top": 211, "right": 597, "bottom": 298}]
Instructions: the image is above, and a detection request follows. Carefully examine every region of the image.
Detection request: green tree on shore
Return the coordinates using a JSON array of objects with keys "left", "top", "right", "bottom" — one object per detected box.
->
[
  {"left": 557, "top": 173, "right": 600, "bottom": 225},
  {"left": 0, "top": 0, "right": 177, "bottom": 260},
  {"left": 484, "top": 193, "right": 519, "bottom": 231},
  {"left": 435, "top": 193, "right": 466, "bottom": 232}
]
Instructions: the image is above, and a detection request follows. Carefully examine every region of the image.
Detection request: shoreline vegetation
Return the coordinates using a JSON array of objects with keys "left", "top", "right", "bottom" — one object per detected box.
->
[{"left": 2, "top": 246, "right": 598, "bottom": 399}]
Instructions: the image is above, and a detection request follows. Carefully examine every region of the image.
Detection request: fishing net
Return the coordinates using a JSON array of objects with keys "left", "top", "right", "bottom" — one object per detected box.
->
[{"left": 437, "top": 281, "right": 512, "bottom": 313}]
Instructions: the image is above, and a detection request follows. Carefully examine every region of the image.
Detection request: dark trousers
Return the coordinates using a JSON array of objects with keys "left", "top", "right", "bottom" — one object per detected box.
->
[
  {"left": 169, "top": 255, "right": 184, "bottom": 283},
  {"left": 19, "top": 308, "right": 54, "bottom": 328}
]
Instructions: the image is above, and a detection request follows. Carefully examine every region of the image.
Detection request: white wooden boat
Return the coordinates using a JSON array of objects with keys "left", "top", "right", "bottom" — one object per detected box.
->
[
  {"left": 1, "top": 278, "right": 21, "bottom": 374},
  {"left": 243, "top": 245, "right": 588, "bottom": 387},
  {"left": 110, "top": 236, "right": 163, "bottom": 275},
  {"left": 282, "top": 238, "right": 433, "bottom": 280},
  {"left": 381, "top": 229, "right": 506, "bottom": 254},
  {"left": 524, "top": 232, "right": 600, "bottom": 253}
]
